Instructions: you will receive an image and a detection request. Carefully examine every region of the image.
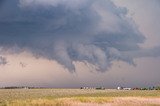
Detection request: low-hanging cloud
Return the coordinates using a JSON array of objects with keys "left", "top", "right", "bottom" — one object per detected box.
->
[
  {"left": 0, "top": 56, "right": 7, "bottom": 65},
  {"left": 0, "top": 0, "right": 159, "bottom": 72}
]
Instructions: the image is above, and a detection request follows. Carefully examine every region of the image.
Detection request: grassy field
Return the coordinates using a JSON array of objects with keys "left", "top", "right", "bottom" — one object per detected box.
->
[{"left": 0, "top": 89, "right": 160, "bottom": 106}]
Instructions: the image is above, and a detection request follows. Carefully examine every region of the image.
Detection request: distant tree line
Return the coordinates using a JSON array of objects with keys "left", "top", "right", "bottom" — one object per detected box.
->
[
  {"left": 0, "top": 86, "right": 43, "bottom": 89},
  {"left": 132, "top": 86, "right": 160, "bottom": 90}
]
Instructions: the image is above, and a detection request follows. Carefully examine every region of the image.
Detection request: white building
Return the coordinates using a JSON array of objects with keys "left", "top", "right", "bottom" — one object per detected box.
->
[
  {"left": 117, "top": 87, "right": 131, "bottom": 90},
  {"left": 123, "top": 88, "right": 131, "bottom": 90}
]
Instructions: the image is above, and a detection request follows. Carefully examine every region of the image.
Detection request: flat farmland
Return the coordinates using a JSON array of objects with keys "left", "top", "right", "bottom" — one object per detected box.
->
[{"left": 0, "top": 89, "right": 160, "bottom": 106}]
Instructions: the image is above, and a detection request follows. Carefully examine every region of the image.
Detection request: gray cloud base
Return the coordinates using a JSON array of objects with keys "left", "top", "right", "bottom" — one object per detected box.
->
[{"left": 0, "top": 0, "right": 153, "bottom": 72}]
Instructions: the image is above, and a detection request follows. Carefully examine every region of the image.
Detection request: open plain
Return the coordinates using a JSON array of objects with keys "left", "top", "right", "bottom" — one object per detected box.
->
[{"left": 0, "top": 89, "right": 160, "bottom": 106}]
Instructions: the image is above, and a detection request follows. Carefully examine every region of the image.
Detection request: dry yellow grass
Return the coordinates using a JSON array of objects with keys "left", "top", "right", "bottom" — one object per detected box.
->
[
  {"left": 7, "top": 97, "right": 160, "bottom": 106},
  {"left": 0, "top": 89, "right": 160, "bottom": 106}
]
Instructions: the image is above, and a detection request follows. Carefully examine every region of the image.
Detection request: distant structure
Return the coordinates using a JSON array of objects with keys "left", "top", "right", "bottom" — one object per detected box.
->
[
  {"left": 96, "top": 87, "right": 105, "bottom": 90},
  {"left": 123, "top": 88, "right": 131, "bottom": 90},
  {"left": 80, "top": 87, "right": 105, "bottom": 90},
  {"left": 117, "top": 86, "right": 131, "bottom": 90}
]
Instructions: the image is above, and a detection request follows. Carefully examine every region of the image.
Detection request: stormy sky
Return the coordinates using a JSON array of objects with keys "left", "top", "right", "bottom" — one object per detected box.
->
[{"left": 0, "top": 0, "right": 160, "bottom": 88}]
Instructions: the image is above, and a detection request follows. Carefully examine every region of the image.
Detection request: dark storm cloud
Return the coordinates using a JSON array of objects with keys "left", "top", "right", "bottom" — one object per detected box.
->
[
  {"left": 0, "top": 0, "right": 157, "bottom": 72},
  {"left": 0, "top": 0, "right": 5, "bottom": 7}
]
